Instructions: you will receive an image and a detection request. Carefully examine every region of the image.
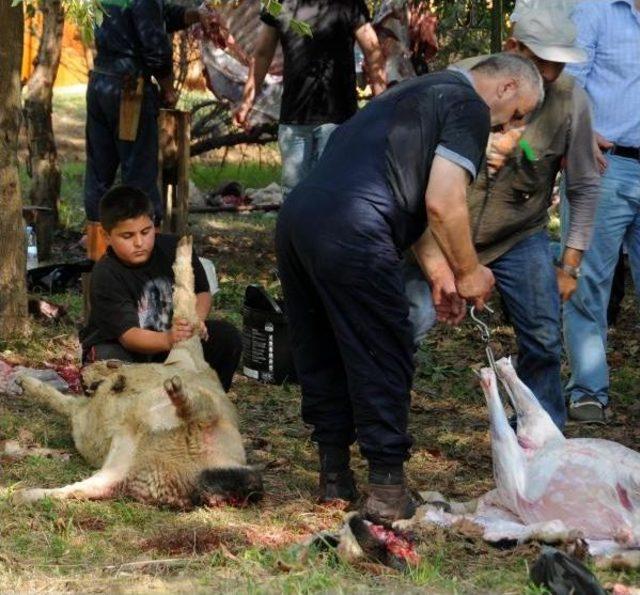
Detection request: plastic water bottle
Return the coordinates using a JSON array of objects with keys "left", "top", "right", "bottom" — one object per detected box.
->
[{"left": 25, "top": 225, "right": 38, "bottom": 270}]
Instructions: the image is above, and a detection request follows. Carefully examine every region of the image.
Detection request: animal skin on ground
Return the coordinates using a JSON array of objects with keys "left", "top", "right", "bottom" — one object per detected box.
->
[{"left": 14, "top": 237, "right": 262, "bottom": 509}]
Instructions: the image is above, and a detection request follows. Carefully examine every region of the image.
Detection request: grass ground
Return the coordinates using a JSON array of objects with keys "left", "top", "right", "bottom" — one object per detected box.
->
[{"left": 2, "top": 90, "right": 640, "bottom": 593}]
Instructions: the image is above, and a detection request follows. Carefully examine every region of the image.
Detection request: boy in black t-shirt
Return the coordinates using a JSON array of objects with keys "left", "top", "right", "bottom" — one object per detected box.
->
[{"left": 80, "top": 185, "right": 242, "bottom": 392}]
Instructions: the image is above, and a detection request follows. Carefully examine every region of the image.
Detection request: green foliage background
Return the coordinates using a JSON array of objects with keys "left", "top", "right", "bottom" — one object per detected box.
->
[{"left": 430, "top": 0, "right": 517, "bottom": 67}]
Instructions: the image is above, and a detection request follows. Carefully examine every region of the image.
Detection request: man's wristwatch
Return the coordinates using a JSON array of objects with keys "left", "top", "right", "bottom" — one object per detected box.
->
[{"left": 554, "top": 260, "right": 581, "bottom": 279}]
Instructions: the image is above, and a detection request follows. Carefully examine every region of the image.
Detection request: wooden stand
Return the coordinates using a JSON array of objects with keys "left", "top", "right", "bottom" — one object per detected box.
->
[{"left": 158, "top": 109, "right": 190, "bottom": 235}]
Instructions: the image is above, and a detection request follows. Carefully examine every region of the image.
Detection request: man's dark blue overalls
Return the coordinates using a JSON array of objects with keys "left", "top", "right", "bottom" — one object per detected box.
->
[
  {"left": 85, "top": 0, "right": 188, "bottom": 233},
  {"left": 275, "top": 70, "right": 489, "bottom": 521}
]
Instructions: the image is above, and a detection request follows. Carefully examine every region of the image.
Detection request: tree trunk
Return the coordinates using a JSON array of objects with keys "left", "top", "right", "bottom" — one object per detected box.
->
[
  {"left": 24, "top": 0, "right": 64, "bottom": 261},
  {"left": 491, "top": 0, "right": 504, "bottom": 53},
  {"left": 0, "top": 2, "right": 28, "bottom": 338}
]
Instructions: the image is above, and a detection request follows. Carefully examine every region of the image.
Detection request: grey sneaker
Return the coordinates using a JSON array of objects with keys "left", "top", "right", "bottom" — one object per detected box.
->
[{"left": 568, "top": 396, "right": 607, "bottom": 424}]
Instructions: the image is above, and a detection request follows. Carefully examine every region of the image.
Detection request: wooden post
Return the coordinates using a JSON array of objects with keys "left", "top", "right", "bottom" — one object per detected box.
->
[
  {"left": 158, "top": 109, "right": 190, "bottom": 235},
  {"left": 491, "top": 0, "right": 504, "bottom": 54}
]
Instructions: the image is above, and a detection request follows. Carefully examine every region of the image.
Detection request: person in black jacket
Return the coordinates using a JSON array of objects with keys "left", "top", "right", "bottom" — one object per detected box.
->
[{"left": 84, "top": 0, "right": 213, "bottom": 260}]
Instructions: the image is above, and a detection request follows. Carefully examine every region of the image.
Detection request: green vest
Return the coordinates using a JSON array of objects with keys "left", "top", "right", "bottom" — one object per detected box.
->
[{"left": 455, "top": 56, "right": 575, "bottom": 264}]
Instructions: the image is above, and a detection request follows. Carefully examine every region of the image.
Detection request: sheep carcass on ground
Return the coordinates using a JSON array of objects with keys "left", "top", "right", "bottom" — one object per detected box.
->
[
  {"left": 14, "top": 237, "right": 262, "bottom": 509},
  {"left": 409, "top": 357, "right": 640, "bottom": 559}
]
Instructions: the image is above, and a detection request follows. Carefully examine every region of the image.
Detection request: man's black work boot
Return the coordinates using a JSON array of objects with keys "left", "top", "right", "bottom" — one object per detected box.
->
[
  {"left": 362, "top": 466, "right": 416, "bottom": 527},
  {"left": 318, "top": 469, "right": 359, "bottom": 503},
  {"left": 317, "top": 444, "right": 359, "bottom": 503}
]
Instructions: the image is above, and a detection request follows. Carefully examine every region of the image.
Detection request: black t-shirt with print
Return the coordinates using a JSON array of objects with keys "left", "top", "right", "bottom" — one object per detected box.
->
[
  {"left": 80, "top": 234, "right": 209, "bottom": 349},
  {"left": 261, "top": 0, "right": 370, "bottom": 124},
  {"left": 299, "top": 70, "right": 491, "bottom": 249}
]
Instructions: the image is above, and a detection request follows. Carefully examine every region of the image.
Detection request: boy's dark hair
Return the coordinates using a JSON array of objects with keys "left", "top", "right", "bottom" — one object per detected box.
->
[{"left": 99, "top": 185, "right": 154, "bottom": 231}]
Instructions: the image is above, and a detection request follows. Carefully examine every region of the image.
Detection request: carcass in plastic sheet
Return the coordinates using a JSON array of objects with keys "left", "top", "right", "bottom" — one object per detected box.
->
[{"left": 200, "top": 0, "right": 282, "bottom": 127}]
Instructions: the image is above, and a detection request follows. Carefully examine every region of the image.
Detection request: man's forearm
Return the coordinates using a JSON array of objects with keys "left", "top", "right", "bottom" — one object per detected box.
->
[
  {"left": 243, "top": 53, "right": 271, "bottom": 104},
  {"left": 356, "top": 23, "right": 387, "bottom": 96},
  {"left": 363, "top": 46, "right": 386, "bottom": 96},
  {"left": 564, "top": 86, "right": 601, "bottom": 249},
  {"left": 196, "top": 292, "right": 212, "bottom": 322},
  {"left": 428, "top": 198, "right": 479, "bottom": 277},
  {"left": 412, "top": 228, "right": 449, "bottom": 280}
]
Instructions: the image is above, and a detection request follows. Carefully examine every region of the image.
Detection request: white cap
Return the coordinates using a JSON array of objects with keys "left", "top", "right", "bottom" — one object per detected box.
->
[{"left": 511, "top": 0, "right": 587, "bottom": 64}]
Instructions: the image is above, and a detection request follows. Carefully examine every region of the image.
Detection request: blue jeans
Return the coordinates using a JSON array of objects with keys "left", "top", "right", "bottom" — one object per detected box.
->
[
  {"left": 562, "top": 154, "right": 640, "bottom": 406},
  {"left": 405, "top": 231, "right": 566, "bottom": 428},
  {"left": 278, "top": 123, "right": 338, "bottom": 199}
]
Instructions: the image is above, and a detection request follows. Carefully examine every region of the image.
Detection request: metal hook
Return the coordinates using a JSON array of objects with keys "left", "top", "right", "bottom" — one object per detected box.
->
[
  {"left": 469, "top": 304, "right": 495, "bottom": 343},
  {"left": 470, "top": 304, "right": 500, "bottom": 377}
]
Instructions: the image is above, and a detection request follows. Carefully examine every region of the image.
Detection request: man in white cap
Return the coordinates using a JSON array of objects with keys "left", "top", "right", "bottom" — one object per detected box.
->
[{"left": 406, "top": 3, "right": 600, "bottom": 429}]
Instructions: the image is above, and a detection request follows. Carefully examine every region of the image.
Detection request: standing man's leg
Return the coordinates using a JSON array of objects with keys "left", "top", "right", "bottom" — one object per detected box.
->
[
  {"left": 625, "top": 213, "right": 640, "bottom": 306},
  {"left": 119, "top": 81, "right": 163, "bottom": 224},
  {"left": 312, "top": 123, "right": 338, "bottom": 165},
  {"left": 607, "top": 247, "right": 626, "bottom": 327},
  {"left": 275, "top": 213, "right": 358, "bottom": 502},
  {"left": 563, "top": 155, "right": 640, "bottom": 420},
  {"left": 489, "top": 231, "right": 566, "bottom": 428},
  {"left": 278, "top": 124, "right": 314, "bottom": 199},
  {"left": 314, "top": 259, "right": 416, "bottom": 525},
  {"left": 84, "top": 73, "right": 120, "bottom": 260}
]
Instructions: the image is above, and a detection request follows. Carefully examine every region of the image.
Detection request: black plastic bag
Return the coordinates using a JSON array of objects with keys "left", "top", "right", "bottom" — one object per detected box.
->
[
  {"left": 530, "top": 547, "right": 606, "bottom": 595},
  {"left": 27, "top": 260, "right": 93, "bottom": 293}
]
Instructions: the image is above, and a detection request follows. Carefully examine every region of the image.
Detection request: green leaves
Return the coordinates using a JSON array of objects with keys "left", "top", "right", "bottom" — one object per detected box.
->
[
  {"left": 62, "top": 0, "right": 105, "bottom": 44},
  {"left": 263, "top": 0, "right": 282, "bottom": 17},
  {"left": 289, "top": 19, "right": 313, "bottom": 37},
  {"left": 262, "top": 0, "right": 312, "bottom": 37}
]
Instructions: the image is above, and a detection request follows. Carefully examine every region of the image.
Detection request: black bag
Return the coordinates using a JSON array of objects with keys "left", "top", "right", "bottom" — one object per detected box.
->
[
  {"left": 27, "top": 260, "right": 93, "bottom": 293},
  {"left": 530, "top": 547, "right": 606, "bottom": 595}
]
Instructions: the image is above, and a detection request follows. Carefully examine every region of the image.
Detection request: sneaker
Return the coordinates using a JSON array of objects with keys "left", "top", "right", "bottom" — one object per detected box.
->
[
  {"left": 318, "top": 470, "right": 359, "bottom": 503},
  {"left": 568, "top": 396, "right": 607, "bottom": 424},
  {"left": 361, "top": 483, "right": 417, "bottom": 527}
]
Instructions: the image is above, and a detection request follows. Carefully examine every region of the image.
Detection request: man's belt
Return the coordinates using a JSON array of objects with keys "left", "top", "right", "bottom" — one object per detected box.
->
[{"left": 611, "top": 145, "right": 640, "bottom": 160}]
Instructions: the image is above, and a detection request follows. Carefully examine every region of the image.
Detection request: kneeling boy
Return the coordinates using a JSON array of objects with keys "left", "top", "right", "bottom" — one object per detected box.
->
[{"left": 80, "top": 185, "right": 242, "bottom": 391}]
